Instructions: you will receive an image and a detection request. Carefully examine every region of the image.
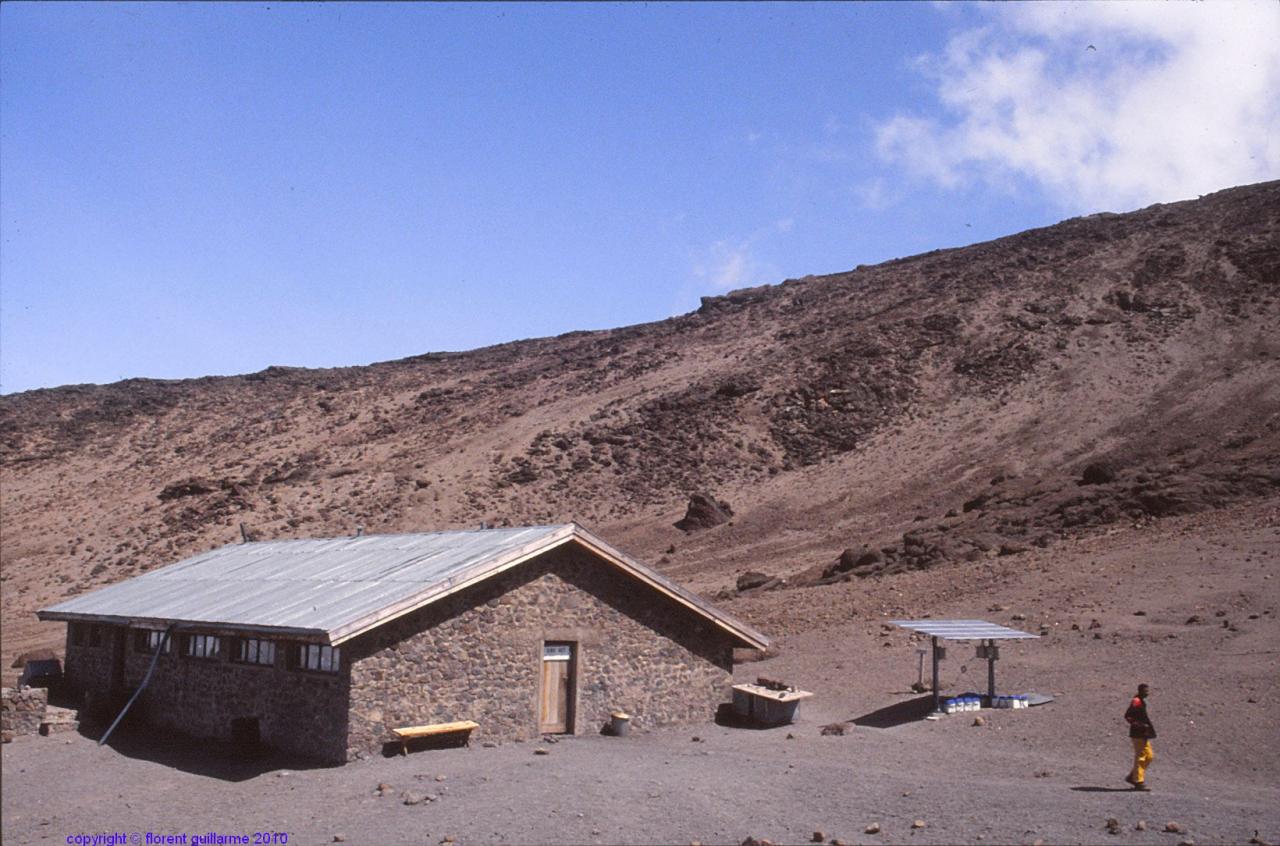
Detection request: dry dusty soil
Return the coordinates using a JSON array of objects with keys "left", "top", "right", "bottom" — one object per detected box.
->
[{"left": 4, "top": 505, "right": 1278, "bottom": 846}]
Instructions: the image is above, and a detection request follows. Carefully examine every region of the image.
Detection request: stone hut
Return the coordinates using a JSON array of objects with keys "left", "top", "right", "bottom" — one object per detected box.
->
[{"left": 38, "top": 524, "right": 769, "bottom": 763}]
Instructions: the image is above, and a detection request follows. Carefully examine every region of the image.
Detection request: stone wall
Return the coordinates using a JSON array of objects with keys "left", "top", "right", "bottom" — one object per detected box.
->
[
  {"left": 1, "top": 686, "right": 48, "bottom": 742},
  {"left": 345, "top": 542, "right": 736, "bottom": 759},
  {"left": 63, "top": 626, "right": 116, "bottom": 715},
  {"left": 63, "top": 625, "right": 349, "bottom": 764}
]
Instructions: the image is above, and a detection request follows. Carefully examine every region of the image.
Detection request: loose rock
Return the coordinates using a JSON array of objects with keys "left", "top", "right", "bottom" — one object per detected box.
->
[
  {"left": 675, "top": 493, "right": 733, "bottom": 531},
  {"left": 911, "top": 820, "right": 926, "bottom": 829},
  {"left": 864, "top": 822, "right": 881, "bottom": 834},
  {"left": 1165, "top": 822, "right": 1186, "bottom": 833},
  {"left": 1081, "top": 461, "right": 1118, "bottom": 485}
]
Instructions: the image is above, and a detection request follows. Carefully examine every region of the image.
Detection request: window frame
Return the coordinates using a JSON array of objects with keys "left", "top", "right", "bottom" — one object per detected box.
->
[
  {"left": 232, "top": 637, "right": 276, "bottom": 668},
  {"left": 294, "top": 642, "right": 341, "bottom": 674},
  {"left": 134, "top": 629, "right": 171, "bottom": 655},
  {"left": 183, "top": 633, "right": 221, "bottom": 660}
]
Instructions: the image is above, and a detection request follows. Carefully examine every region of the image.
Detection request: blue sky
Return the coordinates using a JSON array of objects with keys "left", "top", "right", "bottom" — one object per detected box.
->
[{"left": 3, "top": 2, "right": 1277, "bottom": 393}]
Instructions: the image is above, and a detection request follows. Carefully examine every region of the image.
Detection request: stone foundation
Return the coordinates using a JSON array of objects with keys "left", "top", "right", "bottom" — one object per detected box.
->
[{"left": 1, "top": 686, "right": 49, "bottom": 742}]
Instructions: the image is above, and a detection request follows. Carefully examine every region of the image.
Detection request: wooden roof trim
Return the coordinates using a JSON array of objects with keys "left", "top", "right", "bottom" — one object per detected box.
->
[
  {"left": 326, "top": 525, "right": 578, "bottom": 645},
  {"left": 567, "top": 525, "right": 771, "bottom": 651}
]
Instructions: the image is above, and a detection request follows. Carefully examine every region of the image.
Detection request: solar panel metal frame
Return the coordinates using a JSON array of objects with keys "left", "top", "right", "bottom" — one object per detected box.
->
[{"left": 889, "top": 619, "right": 1038, "bottom": 640}]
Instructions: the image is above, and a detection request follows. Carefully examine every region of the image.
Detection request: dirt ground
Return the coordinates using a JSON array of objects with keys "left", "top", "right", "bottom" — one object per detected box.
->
[{"left": 4, "top": 504, "right": 1278, "bottom": 846}]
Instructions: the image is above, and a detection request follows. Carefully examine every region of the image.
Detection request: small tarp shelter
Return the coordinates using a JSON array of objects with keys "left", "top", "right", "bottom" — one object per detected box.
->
[{"left": 890, "top": 619, "right": 1038, "bottom": 714}]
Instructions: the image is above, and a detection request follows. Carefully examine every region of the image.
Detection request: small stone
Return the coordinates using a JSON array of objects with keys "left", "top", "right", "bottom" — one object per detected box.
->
[
  {"left": 911, "top": 820, "right": 926, "bottom": 829},
  {"left": 865, "top": 822, "right": 881, "bottom": 834},
  {"left": 277, "top": 770, "right": 291, "bottom": 778},
  {"left": 786, "top": 733, "right": 796, "bottom": 740},
  {"left": 973, "top": 716, "right": 986, "bottom": 727},
  {"left": 376, "top": 782, "right": 392, "bottom": 795},
  {"left": 435, "top": 774, "right": 447, "bottom": 782},
  {"left": 332, "top": 836, "right": 346, "bottom": 843},
  {"left": 482, "top": 741, "right": 497, "bottom": 748},
  {"left": 1135, "top": 820, "right": 1147, "bottom": 831},
  {"left": 402, "top": 791, "right": 424, "bottom": 806},
  {"left": 691, "top": 736, "right": 702, "bottom": 742},
  {"left": 441, "top": 837, "right": 454, "bottom": 844},
  {"left": 1165, "top": 822, "right": 1185, "bottom": 833},
  {"left": 534, "top": 748, "right": 549, "bottom": 755},
  {"left": 1178, "top": 840, "right": 1195, "bottom": 846},
  {"left": 1106, "top": 817, "right": 1121, "bottom": 835},
  {"left": 811, "top": 831, "right": 824, "bottom": 843}
]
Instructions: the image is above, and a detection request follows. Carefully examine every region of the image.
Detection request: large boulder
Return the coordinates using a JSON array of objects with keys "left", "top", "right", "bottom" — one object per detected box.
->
[
  {"left": 674, "top": 493, "right": 733, "bottom": 531},
  {"left": 1080, "top": 461, "right": 1118, "bottom": 485}
]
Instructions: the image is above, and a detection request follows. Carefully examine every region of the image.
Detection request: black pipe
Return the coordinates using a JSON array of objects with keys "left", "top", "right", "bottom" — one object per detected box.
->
[{"left": 98, "top": 625, "right": 173, "bottom": 746}]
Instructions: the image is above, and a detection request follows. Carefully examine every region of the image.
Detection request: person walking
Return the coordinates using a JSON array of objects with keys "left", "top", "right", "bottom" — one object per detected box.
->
[{"left": 1124, "top": 683, "right": 1156, "bottom": 789}]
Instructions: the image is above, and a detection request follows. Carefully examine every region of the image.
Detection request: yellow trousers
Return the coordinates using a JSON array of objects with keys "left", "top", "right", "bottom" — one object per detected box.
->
[{"left": 1130, "top": 737, "right": 1154, "bottom": 784}]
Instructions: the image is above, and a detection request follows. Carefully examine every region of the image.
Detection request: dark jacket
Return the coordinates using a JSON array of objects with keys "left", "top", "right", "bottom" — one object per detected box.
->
[{"left": 1125, "top": 696, "right": 1156, "bottom": 739}]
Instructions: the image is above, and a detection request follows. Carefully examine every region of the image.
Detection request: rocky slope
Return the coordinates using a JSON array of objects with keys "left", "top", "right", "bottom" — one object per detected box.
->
[{"left": 2, "top": 181, "right": 1278, "bottom": 678}]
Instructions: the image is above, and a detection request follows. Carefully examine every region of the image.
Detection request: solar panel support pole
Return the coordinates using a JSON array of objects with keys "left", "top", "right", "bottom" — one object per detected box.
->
[
  {"left": 931, "top": 636, "right": 941, "bottom": 714},
  {"left": 986, "top": 638, "right": 996, "bottom": 704}
]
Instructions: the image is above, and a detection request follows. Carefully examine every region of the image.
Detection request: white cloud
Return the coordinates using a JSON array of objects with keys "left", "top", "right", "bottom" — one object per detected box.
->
[
  {"left": 875, "top": 1, "right": 1280, "bottom": 212},
  {"left": 696, "top": 240, "right": 755, "bottom": 291}
]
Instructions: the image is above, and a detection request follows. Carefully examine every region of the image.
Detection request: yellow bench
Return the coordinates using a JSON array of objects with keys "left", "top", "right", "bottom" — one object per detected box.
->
[{"left": 391, "top": 720, "right": 479, "bottom": 755}]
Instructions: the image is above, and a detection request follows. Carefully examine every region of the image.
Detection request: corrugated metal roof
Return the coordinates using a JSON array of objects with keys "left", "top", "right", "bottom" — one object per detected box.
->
[
  {"left": 889, "top": 619, "right": 1038, "bottom": 640},
  {"left": 39, "top": 524, "right": 771, "bottom": 650}
]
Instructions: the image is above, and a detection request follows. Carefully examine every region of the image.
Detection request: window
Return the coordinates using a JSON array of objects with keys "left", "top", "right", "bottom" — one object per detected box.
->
[
  {"left": 295, "top": 643, "right": 340, "bottom": 673},
  {"left": 183, "top": 634, "right": 221, "bottom": 660},
  {"left": 233, "top": 638, "right": 276, "bottom": 667},
  {"left": 134, "top": 629, "right": 171, "bottom": 654}
]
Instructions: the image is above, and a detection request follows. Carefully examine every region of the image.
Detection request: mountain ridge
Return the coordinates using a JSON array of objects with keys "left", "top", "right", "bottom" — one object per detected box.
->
[{"left": 2, "top": 180, "right": 1278, "bottom": 679}]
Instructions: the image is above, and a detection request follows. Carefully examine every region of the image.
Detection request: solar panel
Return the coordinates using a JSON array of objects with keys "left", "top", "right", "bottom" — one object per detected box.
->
[{"left": 889, "top": 619, "right": 1038, "bottom": 640}]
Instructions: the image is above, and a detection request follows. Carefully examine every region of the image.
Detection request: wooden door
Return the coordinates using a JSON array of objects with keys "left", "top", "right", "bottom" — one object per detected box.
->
[{"left": 539, "top": 643, "right": 574, "bottom": 733}]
